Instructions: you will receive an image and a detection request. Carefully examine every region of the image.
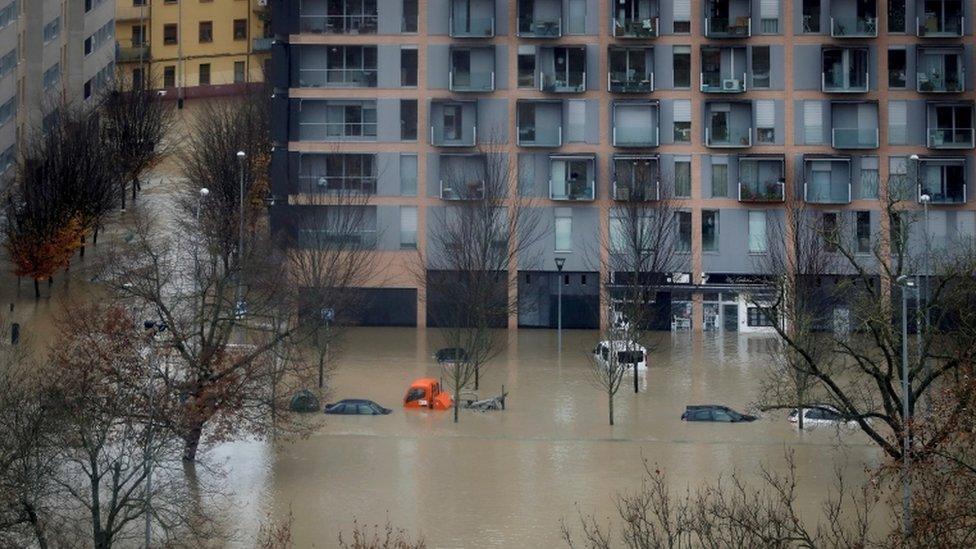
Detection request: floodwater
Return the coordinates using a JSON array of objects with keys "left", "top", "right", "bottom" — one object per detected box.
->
[{"left": 221, "top": 328, "right": 880, "bottom": 548}]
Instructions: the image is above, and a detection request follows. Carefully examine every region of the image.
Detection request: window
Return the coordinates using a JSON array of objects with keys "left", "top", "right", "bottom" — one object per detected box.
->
[
  {"left": 702, "top": 210, "right": 719, "bottom": 252},
  {"left": 748, "top": 211, "right": 767, "bottom": 253},
  {"left": 402, "top": 0, "right": 418, "bottom": 32},
  {"left": 888, "top": 49, "right": 906, "bottom": 89},
  {"left": 555, "top": 209, "right": 572, "bottom": 252},
  {"left": 752, "top": 46, "right": 770, "bottom": 88},
  {"left": 0, "top": 48, "right": 16, "bottom": 79},
  {"left": 674, "top": 158, "right": 691, "bottom": 197},
  {"left": 860, "top": 157, "right": 879, "bottom": 199},
  {"left": 802, "top": 0, "right": 820, "bottom": 32},
  {"left": 888, "top": 0, "right": 906, "bottom": 33},
  {"left": 42, "top": 63, "right": 60, "bottom": 91},
  {"left": 234, "top": 61, "right": 245, "bottom": 84},
  {"left": 711, "top": 162, "right": 728, "bottom": 197},
  {"left": 673, "top": 0, "right": 691, "bottom": 33},
  {"left": 822, "top": 212, "right": 838, "bottom": 252},
  {"left": 518, "top": 46, "right": 535, "bottom": 88},
  {"left": 672, "top": 46, "right": 691, "bottom": 88},
  {"left": 748, "top": 307, "right": 776, "bottom": 327},
  {"left": 233, "top": 19, "right": 247, "bottom": 40},
  {"left": 199, "top": 63, "right": 211, "bottom": 86},
  {"left": 400, "top": 154, "right": 417, "bottom": 196},
  {"left": 400, "top": 206, "right": 418, "bottom": 249},
  {"left": 888, "top": 101, "right": 907, "bottom": 145},
  {"left": 199, "top": 21, "right": 213, "bottom": 43},
  {"left": 134, "top": 0, "right": 146, "bottom": 5},
  {"left": 0, "top": 2, "right": 17, "bottom": 31},
  {"left": 164, "top": 24, "right": 178, "bottom": 45},
  {"left": 760, "top": 0, "right": 779, "bottom": 33},
  {"left": 84, "top": 79, "right": 92, "bottom": 99},
  {"left": 673, "top": 100, "right": 691, "bottom": 143},
  {"left": 132, "top": 24, "right": 147, "bottom": 46},
  {"left": 803, "top": 101, "right": 823, "bottom": 144},
  {"left": 677, "top": 211, "right": 692, "bottom": 252},
  {"left": 568, "top": 0, "right": 586, "bottom": 34},
  {"left": 0, "top": 94, "right": 15, "bottom": 127},
  {"left": 889, "top": 156, "right": 910, "bottom": 199},
  {"left": 85, "top": 21, "right": 114, "bottom": 56},
  {"left": 163, "top": 65, "right": 176, "bottom": 88},
  {"left": 756, "top": 100, "right": 775, "bottom": 143},
  {"left": 400, "top": 99, "right": 417, "bottom": 140},
  {"left": 132, "top": 68, "right": 144, "bottom": 89},
  {"left": 43, "top": 17, "right": 60, "bottom": 43},
  {"left": 400, "top": 47, "right": 417, "bottom": 86},
  {"left": 856, "top": 211, "right": 871, "bottom": 253},
  {"left": 567, "top": 100, "right": 585, "bottom": 142}
]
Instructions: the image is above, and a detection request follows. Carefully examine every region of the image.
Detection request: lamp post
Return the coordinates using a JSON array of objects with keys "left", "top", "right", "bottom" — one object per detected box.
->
[
  {"left": 555, "top": 257, "right": 566, "bottom": 352},
  {"left": 919, "top": 192, "right": 931, "bottom": 407},
  {"left": 236, "top": 151, "right": 246, "bottom": 317},
  {"left": 141, "top": 319, "right": 166, "bottom": 549},
  {"left": 897, "top": 274, "right": 916, "bottom": 537}
]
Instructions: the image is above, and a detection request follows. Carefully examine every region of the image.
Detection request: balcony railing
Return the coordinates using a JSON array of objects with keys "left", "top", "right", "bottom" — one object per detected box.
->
[
  {"left": 927, "top": 128, "right": 975, "bottom": 149},
  {"left": 299, "top": 14, "right": 379, "bottom": 34},
  {"left": 449, "top": 71, "right": 495, "bottom": 92},
  {"left": 701, "top": 72, "right": 747, "bottom": 93},
  {"left": 705, "top": 17, "right": 751, "bottom": 38},
  {"left": 613, "top": 180, "right": 660, "bottom": 201},
  {"left": 517, "top": 125, "right": 562, "bottom": 147},
  {"left": 430, "top": 125, "right": 477, "bottom": 147},
  {"left": 917, "top": 70, "right": 965, "bottom": 93},
  {"left": 298, "top": 68, "right": 378, "bottom": 88},
  {"left": 738, "top": 180, "right": 785, "bottom": 202},
  {"left": 705, "top": 126, "right": 752, "bottom": 148},
  {"left": 822, "top": 71, "right": 869, "bottom": 93},
  {"left": 613, "top": 17, "right": 658, "bottom": 38},
  {"left": 550, "top": 179, "right": 595, "bottom": 201},
  {"left": 608, "top": 72, "right": 653, "bottom": 93},
  {"left": 299, "top": 175, "right": 378, "bottom": 195},
  {"left": 919, "top": 182, "right": 967, "bottom": 204},
  {"left": 540, "top": 72, "right": 586, "bottom": 93},
  {"left": 517, "top": 16, "right": 562, "bottom": 37},
  {"left": 613, "top": 126, "right": 659, "bottom": 147},
  {"left": 917, "top": 15, "right": 964, "bottom": 37},
  {"left": 118, "top": 45, "right": 150, "bottom": 62},
  {"left": 450, "top": 16, "right": 495, "bottom": 38},
  {"left": 299, "top": 122, "right": 378, "bottom": 141},
  {"left": 252, "top": 38, "right": 273, "bottom": 52},
  {"left": 804, "top": 180, "right": 852, "bottom": 204},
  {"left": 830, "top": 16, "right": 878, "bottom": 37},
  {"left": 441, "top": 179, "right": 486, "bottom": 200},
  {"left": 832, "top": 128, "right": 879, "bottom": 149},
  {"left": 298, "top": 229, "right": 378, "bottom": 249}
]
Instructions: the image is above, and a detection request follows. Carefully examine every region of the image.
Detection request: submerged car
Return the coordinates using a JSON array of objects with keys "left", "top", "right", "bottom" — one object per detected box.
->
[
  {"left": 435, "top": 347, "right": 470, "bottom": 364},
  {"left": 324, "top": 399, "right": 392, "bottom": 415},
  {"left": 681, "top": 405, "right": 757, "bottom": 423},
  {"left": 592, "top": 340, "right": 647, "bottom": 371},
  {"left": 789, "top": 405, "right": 858, "bottom": 428},
  {"left": 403, "top": 378, "right": 454, "bottom": 410}
]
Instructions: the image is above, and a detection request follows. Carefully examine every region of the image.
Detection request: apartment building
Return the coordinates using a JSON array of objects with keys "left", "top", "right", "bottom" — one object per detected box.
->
[
  {"left": 115, "top": 0, "right": 271, "bottom": 99},
  {"left": 268, "top": 0, "right": 976, "bottom": 332},
  {"left": 0, "top": 0, "right": 116, "bottom": 175}
]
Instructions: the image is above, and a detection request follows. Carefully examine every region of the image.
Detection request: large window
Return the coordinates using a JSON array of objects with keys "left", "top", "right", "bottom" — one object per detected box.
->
[
  {"left": 711, "top": 162, "right": 728, "bottom": 197},
  {"left": 400, "top": 206, "right": 418, "bottom": 249},
  {"left": 802, "top": 0, "right": 819, "bottom": 32},
  {"left": 199, "top": 21, "right": 213, "bottom": 43},
  {"left": 673, "top": 46, "right": 691, "bottom": 88},
  {"left": 518, "top": 46, "right": 536, "bottom": 88},
  {"left": 677, "top": 211, "right": 692, "bottom": 252},
  {"left": 888, "top": 48, "right": 906, "bottom": 89},
  {"left": 752, "top": 46, "right": 770, "bottom": 88},
  {"left": 400, "top": 47, "right": 417, "bottom": 86},
  {"left": 163, "top": 23, "right": 178, "bottom": 45},
  {"left": 400, "top": 99, "right": 417, "bottom": 140},
  {"left": 747, "top": 306, "right": 776, "bottom": 327},
  {"left": 748, "top": 210, "right": 767, "bottom": 253},
  {"left": 555, "top": 210, "right": 573, "bottom": 252},
  {"left": 400, "top": 154, "right": 417, "bottom": 196},
  {"left": 856, "top": 211, "right": 871, "bottom": 253},
  {"left": 673, "top": 0, "right": 691, "bottom": 33},
  {"left": 702, "top": 210, "right": 719, "bottom": 252},
  {"left": 673, "top": 100, "right": 691, "bottom": 143},
  {"left": 402, "top": 0, "right": 418, "bottom": 32},
  {"left": 888, "top": 0, "right": 906, "bottom": 33}
]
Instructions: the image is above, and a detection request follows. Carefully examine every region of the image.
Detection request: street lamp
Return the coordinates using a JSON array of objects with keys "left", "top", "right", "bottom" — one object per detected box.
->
[
  {"left": 896, "top": 274, "right": 917, "bottom": 537},
  {"left": 918, "top": 192, "right": 931, "bottom": 400},
  {"left": 236, "top": 151, "right": 246, "bottom": 317},
  {"left": 555, "top": 256, "right": 566, "bottom": 352}
]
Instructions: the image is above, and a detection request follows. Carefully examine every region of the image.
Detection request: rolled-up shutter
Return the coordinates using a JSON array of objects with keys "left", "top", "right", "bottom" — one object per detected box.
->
[
  {"left": 888, "top": 101, "right": 907, "bottom": 145},
  {"left": 761, "top": 0, "right": 779, "bottom": 19},
  {"left": 673, "top": 99, "right": 691, "bottom": 122},
  {"left": 673, "top": 0, "right": 690, "bottom": 22},
  {"left": 755, "top": 100, "right": 774, "bottom": 129},
  {"left": 803, "top": 101, "right": 823, "bottom": 144}
]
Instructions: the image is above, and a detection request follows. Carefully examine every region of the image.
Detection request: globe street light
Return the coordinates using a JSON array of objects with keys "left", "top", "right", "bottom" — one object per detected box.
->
[
  {"left": 236, "top": 151, "right": 246, "bottom": 317},
  {"left": 896, "top": 274, "right": 917, "bottom": 537}
]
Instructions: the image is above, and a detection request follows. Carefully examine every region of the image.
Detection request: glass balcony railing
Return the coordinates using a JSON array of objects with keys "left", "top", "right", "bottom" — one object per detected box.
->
[
  {"left": 613, "top": 180, "right": 660, "bottom": 201},
  {"left": 804, "top": 180, "right": 852, "bottom": 204},
  {"left": 517, "top": 16, "right": 562, "bottom": 37},
  {"left": 613, "top": 126, "right": 659, "bottom": 147},
  {"left": 705, "top": 126, "right": 752, "bottom": 148},
  {"left": 118, "top": 45, "right": 150, "bottom": 62},
  {"left": 917, "top": 15, "right": 964, "bottom": 37},
  {"left": 540, "top": 72, "right": 586, "bottom": 93},
  {"left": 608, "top": 72, "right": 653, "bottom": 93},
  {"left": 450, "top": 71, "right": 495, "bottom": 92},
  {"left": 299, "top": 15, "right": 379, "bottom": 34},
  {"left": 430, "top": 125, "right": 477, "bottom": 147},
  {"left": 917, "top": 70, "right": 965, "bottom": 93},
  {"left": 298, "top": 69, "right": 378, "bottom": 88},
  {"left": 822, "top": 70, "right": 870, "bottom": 92},
  {"left": 613, "top": 17, "right": 658, "bottom": 38},
  {"left": 928, "top": 128, "right": 975, "bottom": 149},
  {"left": 299, "top": 122, "right": 378, "bottom": 141},
  {"left": 919, "top": 182, "right": 966, "bottom": 204},
  {"left": 550, "top": 179, "right": 595, "bottom": 201},
  {"left": 830, "top": 16, "right": 878, "bottom": 37},
  {"left": 441, "top": 180, "right": 486, "bottom": 200},
  {"left": 517, "top": 125, "right": 562, "bottom": 147},
  {"left": 832, "top": 128, "right": 879, "bottom": 149},
  {"left": 705, "top": 17, "right": 752, "bottom": 38},
  {"left": 701, "top": 72, "right": 747, "bottom": 93},
  {"left": 298, "top": 229, "right": 378, "bottom": 249},
  {"left": 299, "top": 175, "right": 378, "bottom": 195},
  {"left": 450, "top": 16, "right": 495, "bottom": 38},
  {"left": 252, "top": 38, "right": 273, "bottom": 52},
  {"left": 738, "top": 180, "right": 785, "bottom": 202}
]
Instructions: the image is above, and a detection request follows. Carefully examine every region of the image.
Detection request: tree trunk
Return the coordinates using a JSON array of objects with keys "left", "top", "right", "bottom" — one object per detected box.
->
[
  {"left": 183, "top": 421, "right": 205, "bottom": 462},
  {"left": 798, "top": 408, "right": 804, "bottom": 430},
  {"left": 132, "top": 177, "right": 138, "bottom": 201},
  {"left": 609, "top": 392, "right": 615, "bottom": 426},
  {"left": 79, "top": 234, "right": 86, "bottom": 259},
  {"left": 21, "top": 501, "right": 48, "bottom": 549},
  {"left": 33, "top": 278, "right": 40, "bottom": 299},
  {"left": 475, "top": 364, "right": 479, "bottom": 390},
  {"left": 47, "top": 277, "right": 53, "bottom": 287},
  {"left": 93, "top": 226, "right": 100, "bottom": 245},
  {"left": 633, "top": 363, "right": 639, "bottom": 393},
  {"left": 453, "top": 396, "right": 459, "bottom": 423},
  {"left": 120, "top": 182, "right": 127, "bottom": 210}
]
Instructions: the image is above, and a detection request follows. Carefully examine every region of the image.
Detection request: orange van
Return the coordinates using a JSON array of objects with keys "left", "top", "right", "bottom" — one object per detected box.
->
[{"left": 403, "top": 378, "right": 454, "bottom": 410}]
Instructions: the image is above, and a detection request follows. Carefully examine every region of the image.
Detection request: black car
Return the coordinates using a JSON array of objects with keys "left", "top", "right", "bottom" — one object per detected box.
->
[
  {"left": 435, "top": 347, "right": 469, "bottom": 364},
  {"left": 324, "top": 399, "right": 392, "bottom": 415},
  {"left": 681, "top": 405, "right": 757, "bottom": 423}
]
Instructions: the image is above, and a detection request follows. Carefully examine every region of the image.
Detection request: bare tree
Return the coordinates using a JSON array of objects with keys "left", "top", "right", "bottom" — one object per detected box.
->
[
  {"left": 418, "top": 138, "right": 544, "bottom": 422},
  {"left": 587, "top": 318, "right": 629, "bottom": 426}
]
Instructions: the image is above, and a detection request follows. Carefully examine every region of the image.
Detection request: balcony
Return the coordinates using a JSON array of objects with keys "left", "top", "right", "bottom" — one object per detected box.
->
[
  {"left": 540, "top": 73, "right": 585, "bottom": 93},
  {"left": 253, "top": 38, "right": 273, "bottom": 52},
  {"left": 118, "top": 45, "right": 150, "bottom": 63},
  {"left": 803, "top": 157, "right": 852, "bottom": 204},
  {"left": 918, "top": 158, "right": 967, "bottom": 204},
  {"left": 299, "top": 69, "right": 378, "bottom": 88},
  {"left": 701, "top": 73, "right": 747, "bottom": 93},
  {"left": 517, "top": 100, "right": 563, "bottom": 147},
  {"left": 539, "top": 47, "right": 587, "bottom": 93},
  {"left": 829, "top": 16, "right": 878, "bottom": 37},
  {"left": 706, "top": 126, "right": 751, "bottom": 148},
  {"left": 518, "top": 125, "right": 562, "bottom": 147},
  {"left": 440, "top": 154, "right": 487, "bottom": 200},
  {"left": 822, "top": 48, "right": 870, "bottom": 93},
  {"left": 608, "top": 47, "right": 654, "bottom": 93},
  {"left": 441, "top": 179, "right": 485, "bottom": 200},
  {"left": 609, "top": 72, "right": 653, "bottom": 93},
  {"left": 737, "top": 156, "right": 785, "bottom": 202},
  {"left": 928, "top": 128, "right": 975, "bottom": 148},
  {"left": 832, "top": 128, "right": 879, "bottom": 149},
  {"left": 917, "top": 0, "right": 964, "bottom": 37},
  {"left": 450, "top": 71, "right": 495, "bottom": 92},
  {"left": 612, "top": 101, "right": 659, "bottom": 147},
  {"left": 614, "top": 126, "right": 659, "bottom": 148},
  {"left": 299, "top": 174, "right": 378, "bottom": 195},
  {"left": 517, "top": 0, "right": 562, "bottom": 37},
  {"left": 298, "top": 14, "right": 378, "bottom": 35},
  {"left": 705, "top": 103, "right": 752, "bottom": 148},
  {"left": 298, "top": 229, "right": 378, "bottom": 249},
  {"left": 297, "top": 100, "right": 377, "bottom": 141},
  {"left": 549, "top": 155, "right": 596, "bottom": 201},
  {"left": 704, "top": 17, "right": 751, "bottom": 38},
  {"left": 830, "top": 102, "right": 879, "bottom": 149},
  {"left": 450, "top": 46, "right": 496, "bottom": 92},
  {"left": 450, "top": 10, "right": 495, "bottom": 38},
  {"left": 917, "top": 48, "right": 966, "bottom": 93},
  {"left": 612, "top": 155, "right": 659, "bottom": 201},
  {"left": 430, "top": 100, "right": 478, "bottom": 147},
  {"left": 613, "top": 17, "right": 658, "bottom": 38}
]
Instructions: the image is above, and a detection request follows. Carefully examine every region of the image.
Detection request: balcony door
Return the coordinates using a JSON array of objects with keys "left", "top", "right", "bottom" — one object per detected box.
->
[
  {"left": 709, "top": 107, "right": 730, "bottom": 143},
  {"left": 452, "top": 49, "right": 471, "bottom": 88},
  {"left": 443, "top": 105, "right": 463, "bottom": 141}
]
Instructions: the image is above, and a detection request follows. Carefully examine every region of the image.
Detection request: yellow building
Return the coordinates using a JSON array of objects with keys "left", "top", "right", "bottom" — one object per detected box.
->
[{"left": 116, "top": 0, "right": 271, "bottom": 99}]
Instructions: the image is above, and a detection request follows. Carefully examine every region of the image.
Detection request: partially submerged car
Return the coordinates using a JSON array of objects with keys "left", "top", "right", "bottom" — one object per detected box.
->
[
  {"left": 403, "top": 378, "right": 454, "bottom": 410},
  {"left": 681, "top": 405, "right": 757, "bottom": 423},
  {"left": 324, "top": 399, "right": 392, "bottom": 415},
  {"left": 435, "top": 347, "right": 469, "bottom": 364},
  {"left": 593, "top": 340, "right": 647, "bottom": 371},
  {"left": 789, "top": 404, "right": 859, "bottom": 428}
]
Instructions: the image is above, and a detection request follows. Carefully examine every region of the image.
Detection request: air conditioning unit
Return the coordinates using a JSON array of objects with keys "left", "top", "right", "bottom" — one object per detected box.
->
[{"left": 722, "top": 79, "right": 740, "bottom": 91}]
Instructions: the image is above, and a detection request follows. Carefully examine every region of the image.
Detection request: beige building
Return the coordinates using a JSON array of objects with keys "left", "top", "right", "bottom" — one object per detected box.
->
[{"left": 115, "top": 0, "right": 271, "bottom": 99}]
